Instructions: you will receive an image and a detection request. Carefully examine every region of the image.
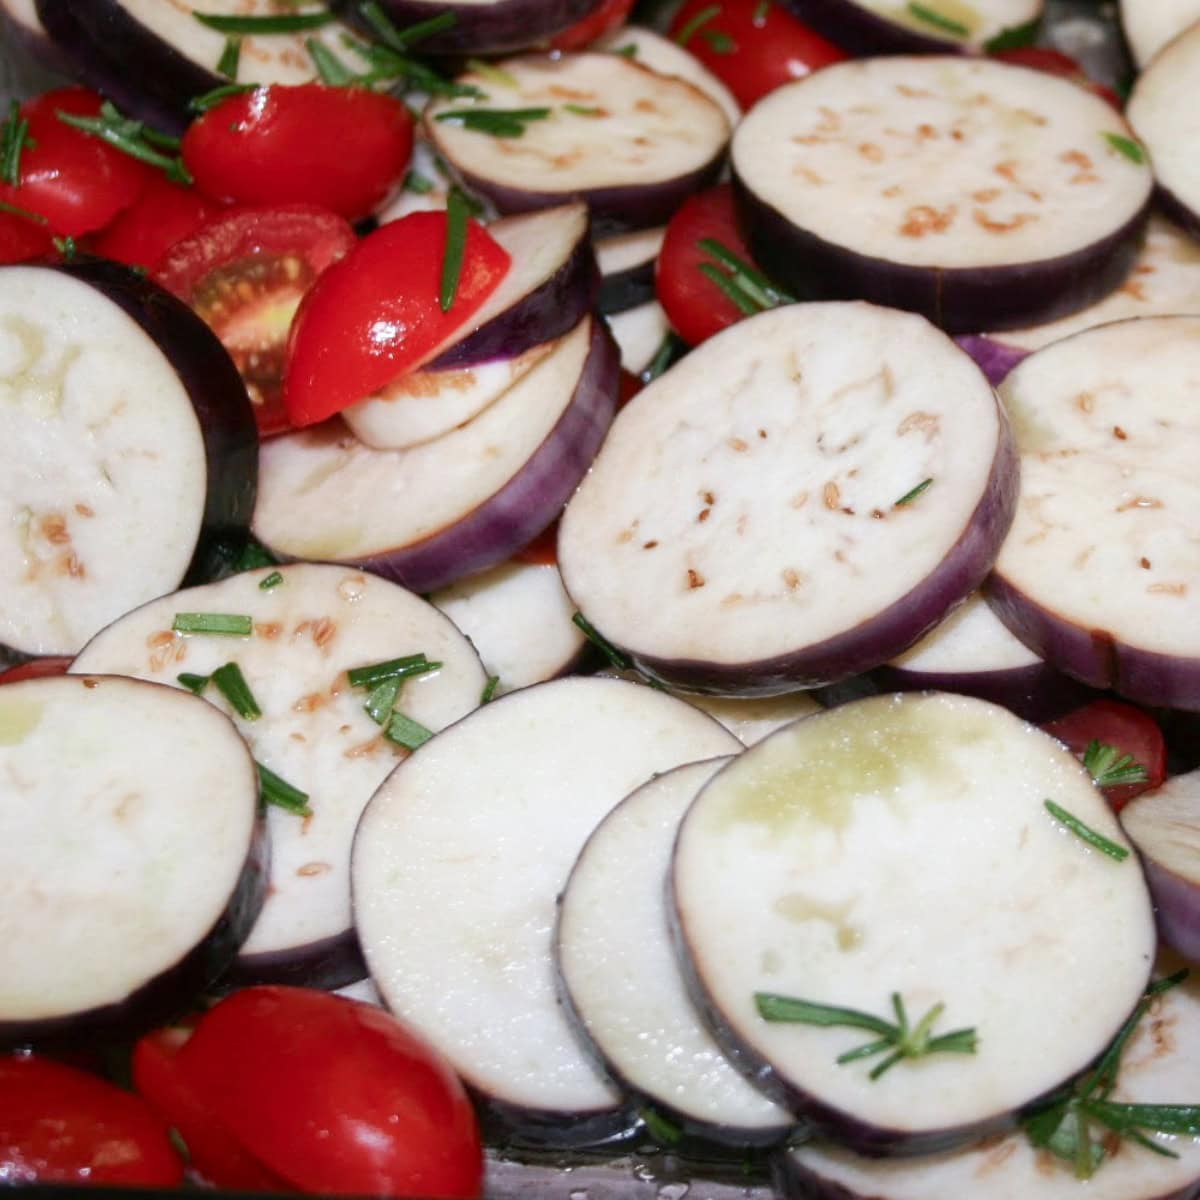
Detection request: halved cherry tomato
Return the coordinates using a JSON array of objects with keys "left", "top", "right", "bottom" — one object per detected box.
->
[
  {"left": 156, "top": 204, "right": 358, "bottom": 437},
  {"left": 1042, "top": 698, "right": 1167, "bottom": 811},
  {"left": 0, "top": 88, "right": 151, "bottom": 237},
  {"left": 0, "top": 657, "right": 72, "bottom": 684},
  {"left": 93, "top": 174, "right": 221, "bottom": 272},
  {"left": 993, "top": 47, "right": 1123, "bottom": 109},
  {"left": 549, "top": 0, "right": 638, "bottom": 49},
  {"left": 284, "top": 211, "right": 511, "bottom": 428},
  {"left": 182, "top": 85, "right": 414, "bottom": 222},
  {"left": 668, "top": 0, "right": 847, "bottom": 109},
  {"left": 174, "top": 987, "right": 483, "bottom": 1198},
  {"left": 0, "top": 1054, "right": 184, "bottom": 1186},
  {"left": 0, "top": 208, "right": 53, "bottom": 263}
]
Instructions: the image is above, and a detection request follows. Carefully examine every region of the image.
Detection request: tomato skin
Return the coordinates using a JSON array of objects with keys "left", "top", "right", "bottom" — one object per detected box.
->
[
  {"left": 549, "top": 0, "right": 637, "bottom": 49},
  {"left": 0, "top": 657, "right": 72, "bottom": 684},
  {"left": 668, "top": 0, "right": 847, "bottom": 109},
  {"left": 284, "top": 211, "right": 511, "bottom": 428},
  {"left": 1042, "top": 699, "right": 1167, "bottom": 811},
  {"left": 93, "top": 174, "right": 221, "bottom": 272},
  {"left": 0, "top": 209, "right": 54, "bottom": 263},
  {"left": 993, "top": 47, "right": 1123, "bottom": 109},
  {"left": 0, "top": 88, "right": 151, "bottom": 237},
  {"left": 176, "top": 987, "right": 483, "bottom": 1199},
  {"left": 0, "top": 1054, "right": 184, "bottom": 1186},
  {"left": 182, "top": 85, "right": 415, "bottom": 221}
]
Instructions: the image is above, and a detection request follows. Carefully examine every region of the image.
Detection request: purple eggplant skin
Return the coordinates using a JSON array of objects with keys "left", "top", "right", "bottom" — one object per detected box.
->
[
  {"left": 220, "top": 929, "right": 367, "bottom": 994},
  {"left": 778, "top": 0, "right": 986, "bottom": 54},
  {"left": 34, "top": 0, "right": 222, "bottom": 135},
  {"left": 1156, "top": 185, "right": 1200, "bottom": 244},
  {"left": 476, "top": 1092, "right": 641, "bottom": 1154},
  {"left": 597, "top": 259, "right": 657, "bottom": 317},
  {"left": 985, "top": 574, "right": 1200, "bottom": 712},
  {"left": 333, "top": 0, "right": 604, "bottom": 55},
  {"left": 619, "top": 406, "right": 1019, "bottom": 698},
  {"left": 954, "top": 335, "right": 1031, "bottom": 388},
  {"left": 732, "top": 175, "right": 1151, "bottom": 335},
  {"left": 1137, "top": 854, "right": 1200, "bottom": 966}
]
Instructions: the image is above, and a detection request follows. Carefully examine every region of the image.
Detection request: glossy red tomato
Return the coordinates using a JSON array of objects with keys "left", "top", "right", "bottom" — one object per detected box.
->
[
  {"left": 0, "top": 657, "right": 72, "bottom": 684},
  {"left": 0, "top": 207, "right": 53, "bottom": 263},
  {"left": 549, "top": 0, "right": 638, "bottom": 49},
  {"left": 1042, "top": 699, "right": 1167, "bottom": 811},
  {"left": 993, "top": 47, "right": 1123, "bottom": 109},
  {"left": 174, "top": 987, "right": 483, "bottom": 1198},
  {"left": 284, "top": 210, "right": 511, "bottom": 428},
  {"left": 668, "top": 0, "right": 847, "bottom": 109},
  {"left": 0, "top": 88, "right": 151, "bottom": 237},
  {"left": 92, "top": 173, "right": 221, "bottom": 272},
  {"left": 0, "top": 1054, "right": 184, "bottom": 1186},
  {"left": 182, "top": 85, "right": 414, "bottom": 221}
]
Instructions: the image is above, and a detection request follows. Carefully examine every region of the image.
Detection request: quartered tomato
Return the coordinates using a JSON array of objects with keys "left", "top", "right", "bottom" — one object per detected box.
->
[
  {"left": 0, "top": 207, "right": 53, "bottom": 263},
  {"left": 92, "top": 173, "right": 221, "bottom": 272},
  {"left": 155, "top": 204, "right": 357, "bottom": 436},
  {"left": 668, "top": 0, "right": 847, "bottom": 109},
  {"left": 992, "top": 47, "right": 1123, "bottom": 109},
  {"left": 284, "top": 210, "right": 511, "bottom": 428},
  {"left": 549, "top": 0, "right": 638, "bottom": 49},
  {"left": 182, "top": 84, "right": 414, "bottom": 221},
  {"left": 0, "top": 1054, "right": 184, "bottom": 1186}
]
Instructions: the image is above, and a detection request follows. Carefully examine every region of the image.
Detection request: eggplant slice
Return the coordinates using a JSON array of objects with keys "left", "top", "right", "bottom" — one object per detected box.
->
[{"left": 1119, "top": 0, "right": 1200, "bottom": 68}]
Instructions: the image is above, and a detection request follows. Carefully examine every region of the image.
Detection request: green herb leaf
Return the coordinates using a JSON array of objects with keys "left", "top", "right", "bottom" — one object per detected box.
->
[
  {"left": 675, "top": 3, "right": 721, "bottom": 46},
  {"left": 0, "top": 199, "right": 48, "bottom": 224},
  {"left": 639, "top": 1105, "right": 684, "bottom": 1146},
  {"left": 465, "top": 58, "right": 518, "bottom": 88},
  {"left": 307, "top": 37, "right": 356, "bottom": 86},
  {"left": 233, "top": 539, "right": 278, "bottom": 574},
  {"left": 385, "top": 710, "right": 435, "bottom": 750},
  {"left": 177, "top": 672, "right": 210, "bottom": 695},
  {"left": 894, "top": 478, "right": 934, "bottom": 507},
  {"left": 57, "top": 101, "right": 192, "bottom": 185},
  {"left": 611, "top": 42, "right": 638, "bottom": 58},
  {"left": 364, "top": 677, "right": 403, "bottom": 726},
  {"left": 983, "top": 18, "right": 1040, "bottom": 53},
  {"left": 441, "top": 185, "right": 470, "bottom": 312},
  {"left": 194, "top": 9, "right": 335, "bottom": 34},
  {"left": 258, "top": 571, "right": 284, "bottom": 591},
  {"left": 347, "top": 654, "right": 441, "bottom": 689},
  {"left": 358, "top": 2, "right": 456, "bottom": 52},
  {"left": 701, "top": 28, "right": 735, "bottom": 52},
  {"left": 1103, "top": 132, "right": 1146, "bottom": 164},
  {"left": 404, "top": 169, "right": 436, "bottom": 194},
  {"left": 172, "top": 612, "right": 254, "bottom": 636},
  {"left": 481, "top": 675, "right": 500, "bottom": 704},
  {"left": 52, "top": 235, "right": 76, "bottom": 260},
  {"left": 1044, "top": 799, "right": 1130, "bottom": 861},
  {"left": 1, "top": 98, "right": 34, "bottom": 187},
  {"left": 188, "top": 82, "right": 259, "bottom": 115},
  {"left": 907, "top": 2, "right": 970, "bottom": 36},
  {"left": 564, "top": 103, "right": 604, "bottom": 117},
  {"left": 642, "top": 332, "right": 684, "bottom": 383},
  {"left": 1082, "top": 739, "right": 1149, "bottom": 789},
  {"left": 217, "top": 35, "right": 242, "bottom": 80},
  {"left": 434, "top": 106, "right": 552, "bottom": 138},
  {"left": 257, "top": 761, "right": 311, "bottom": 816},
  {"left": 211, "top": 661, "right": 262, "bottom": 721},
  {"left": 697, "top": 237, "right": 794, "bottom": 317},
  {"left": 752, "top": 0, "right": 771, "bottom": 22},
  {"left": 572, "top": 612, "right": 631, "bottom": 671}
]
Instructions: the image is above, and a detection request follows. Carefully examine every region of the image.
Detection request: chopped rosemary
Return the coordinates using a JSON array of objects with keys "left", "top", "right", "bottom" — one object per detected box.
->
[
  {"left": 307, "top": 38, "right": 356, "bottom": 86},
  {"left": 257, "top": 761, "right": 311, "bottom": 817},
  {"left": 1, "top": 98, "right": 34, "bottom": 187},
  {"left": 364, "top": 677, "right": 403, "bottom": 726},
  {"left": 752, "top": 0, "right": 771, "bottom": 22},
  {"left": 172, "top": 612, "right": 254, "bottom": 636},
  {"left": 385, "top": 710, "right": 435, "bottom": 750},
  {"left": 441, "top": 186, "right": 470, "bottom": 312},
  {"left": 572, "top": 612, "right": 631, "bottom": 671},
  {"left": 339, "top": 31, "right": 478, "bottom": 97},
  {"left": 894, "top": 478, "right": 934, "bottom": 507},
  {"left": 211, "top": 662, "right": 262, "bottom": 721},
  {"left": 465, "top": 58, "right": 518, "bottom": 88},
  {"left": 217, "top": 35, "right": 242, "bottom": 80},
  {"left": 404, "top": 169, "right": 436, "bottom": 194},
  {"left": 177, "top": 672, "right": 210, "bottom": 695},
  {"left": 0, "top": 199, "right": 47, "bottom": 224},
  {"left": 696, "top": 237, "right": 794, "bottom": 316},
  {"left": 194, "top": 9, "right": 335, "bottom": 34},
  {"left": 1083, "top": 740, "right": 1148, "bottom": 789},
  {"left": 52, "top": 235, "right": 76, "bottom": 259},
  {"left": 982, "top": 18, "right": 1040, "bottom": 53},
  {"left": 1103, "top": 132, "right": 1146, "bottom": 164},
  {"left": 1044, "top": 799, "right": 1130, "bottom": 861},
  {"left": 756, "top": 991, "right": 977, "bottom": 1079},
  {"left": 57, "top": 101, "right": 192, "bottom": 185},
  {"left": 233, "top": 538, "right": 278, "bottom": 573},
  {"left": 641, "top": 332, "right": 684, "bottom": 383},
  {"left": 188, "top": 82, "right": 258, "bottom": 114},
  {"left": 434, "top": 106, "right": 552, "bottom": 138},
  {"left": 675, "top": 3, "right": 721, "bottom": 46},
  {"left": 611, "top": 42, "right": 638, "bottom": 58},
  {"left": 346, "top": 654, "right": 442, "bottom": 689},
  {"left": 639, "top": 1105, "right": 684, "bottom": 1146},
  {"left": 701, "top": 28, "right": 735, "bottom": 53},
  {"left": 481, "top": 674, "right": 500, "bottom": 704},
  {"left": 564, "top": 103, "right": 604, "bottom": 117},
  {"left": 258, "top": 571, "right": 284, "bottom": 591},
  {"left": 358, "top": 2, "right": 456, "bottom": 53},
  {"left": 907, "top": 2, "right": 970, "bottom": 36}
]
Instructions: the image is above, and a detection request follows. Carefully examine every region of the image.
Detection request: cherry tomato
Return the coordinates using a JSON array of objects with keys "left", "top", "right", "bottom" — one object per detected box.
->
[
  {"left": 284, "top": 210, "right": 511, "bottom": 428},
  {"left": 993, "top": 47, "right": 1123, "bottom": 109},
  {"left": 175, "top": 987, "right": 483, "bottom": 1198},
  {"left": 1042, "top": 699, "right": 1167, "bottom": 811},
  {"left": 182, "top": 85, "right": 414, "bottom": 222},
  {"left": 549, "top": 0, "right": 638, "bottom": 49},
  {"left": 0, "top": 1054, "right": 184, "bottom": 1186},
  {"left": 656, "top": 182, "right": 769, "bottom": 346},
  {"left": 92, "top": 174, "right": 221, "bottom": 272},
  {"left": 668, "top": 0, "right": 847, "bottom": 109},
  {"left": 156, "top": 204, "right": 358, "bottom": 437},
  {"left": 0, "top": 207, "right": 53, "bottom": 263},
  {"left": 0, "top": 657, "right": 72, "bottom": 684},
  {"left": 0, "top": 88, "right": 151, "bottom": 237}
]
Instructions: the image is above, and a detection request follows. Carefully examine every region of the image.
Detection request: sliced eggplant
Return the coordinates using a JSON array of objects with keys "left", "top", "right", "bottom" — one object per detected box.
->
[
  {"left": 732, "top": 57, "right": 1154, "bottom": 332},
  {"left": 953, "top": 335, "right": 1030, "bottom": 387},
  {"left": 559, "top": 302, "right": 1017, "bottom": 696},
  {"left": 1120, "top": 0, "right": 1200, "bottom": 67},
  {"left": 0, "top": 0, "right": 69, "bottom": 76},
  {"left": 0, "top": 674, "right": 263, "bottom": 1045},
  {"left": 606, "top": 300, "right": 671, "bottom": 375},
  {"left": 425, "top": 54, "right": 731, "bottom": 235},
  {"left": 254, "top": 314, "right": 618, "bottom": 594},
  {"left": 70, "top": 563, "right": 487, "bottom": 990},
  {"left": 1127, "top": 23, "right": 1200, "bottom": 239},
  {"left": 557, "top": 758, "right": 796, "bottom": 1145},
  {"left": 0, "top": 258, "right": 256, "bottom": 663},
  {"left": 989, "top": 315, "right": 1200, "bottom": 710},
  {"left": 431, "top": 559, "right": 587, "bottom": 695},
  {"left": 352, "top": 675, "right": 742, "bottom": 1145},
  {"left": 780, "top": 956, "right": 1200, "bottom": 1198},
  {"left": 595, "top": 226, "right": 665, "bottom": 316},
  {"left": 683, "top": 691, "right": 822, "bottom": 746},
  {"left": 672, "top": 692, "right": 1155, "bottom": 1155}
]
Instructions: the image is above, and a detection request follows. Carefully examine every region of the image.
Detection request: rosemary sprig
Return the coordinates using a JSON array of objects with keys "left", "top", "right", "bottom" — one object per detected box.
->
[
  {"left": 907, "top": 2, "right": 970, "bottom": 36},
  {"left": 1083, "top": 740, "right": 1148, "bottom": 789},
  {"left": 217, "top": 35, "right": 242, "bottom": 80},
  {"left": 696, "top": 237, "right": 793, "bottom": 317},
  {"left": 440, "top": 186, "right": 470, "bottom": 311},
  {"left": 1, "top": 98, "right": 34, "bottom": 187},
  {"left": 358, "top": 1, "right": 456, "bottom": 52},
  {"left": 1044, "top": 799, "right": 1130, "bottom": 862},
  {"left": 257, "top": 761, "right": 311, "bottom": 817},
  {"left": 57, "top": 101, "right": 192, "bottom": 185},
  {"left": 434, "top": 106, "right": 552, "bottom": 138},
  {"left": 894, "top": 478, "right": 933, "bottom": 507},
  {"left": 572, "top": 612, "right": 631, "bottom": 671},
  {"left": 194, "top": 9, "right": 334, "bottom": 34},
  {"left": 675, "top": 3, "right": 721, "bottom": 46},
  {"left": 307, "top": 37, "right": 357, "bottom": 86},
  {"left": 188, "top": 82, "right": 258, "bottom": 115},
  {"left": 1103, "top": 132, "right": 1146, "bottom": 165},
  {"left": 0, "top": 199, "right": 47, "bottom": 224},
  {"left": 340, "top": 34, "right": 481, "bottom": 97}
]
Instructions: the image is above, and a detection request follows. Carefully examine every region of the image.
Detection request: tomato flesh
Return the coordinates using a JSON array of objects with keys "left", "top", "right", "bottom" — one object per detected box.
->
[
  {"left": 0, "top": 208, "right": 53, "bottom": 263},
  {"left": 549, "top": 0, "right": 638, "bottom": 49},
  {"left": 92, "top": 174, "right": 221, "bottom": 272},
  {"left": 0, "top": 657, "right": 72, "bottom": 684}
]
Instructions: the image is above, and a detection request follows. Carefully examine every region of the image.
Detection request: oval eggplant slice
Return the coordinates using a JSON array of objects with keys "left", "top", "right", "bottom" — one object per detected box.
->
[
  {"left": 0, "top": 674, "right": 263, "bottom": 1046},
  {"left": 779, "top": 956, "right": 1200, "bottom": 1198},
  {"left": 352, "top": 675, "right": 741, "bottom": 1146},
  {"left": 988, "top": 315, "right": 1200, "bottom": 710},
  {"left": 672, "top": 692, "right": 1156, "bottom": 1156},
  {"left": 1127, "top": 22, "right": 1200, "bottom": 239},
  {"left": 1120, "top": 0, "right": 1200, "bottom": 68},
  {"left": 254, "top": 314, "right": 618, "bottom": 594},
  {"left": 684, "top": 691, "right": 822, "bottom": 746},
  {"left": 0, "top": 259, "right": 256, "bottom": 664},
  {"left": 70, "top": 563, "right": 487, "bottom": 990},
  {"left": 732, "top": 57, "right": 1153, "bottom": 333},
  {"left": 559, "top": 302, "right": 1017, "bottom": 696},
  {"left": 557, "top": 758, "right": 796, "bottom": 1146},
  {"left": 595, "top": 226, "right": 666, "bottom": 317},
  {"left": 425, "top": 54, "right": 731, "bottom": 235}
]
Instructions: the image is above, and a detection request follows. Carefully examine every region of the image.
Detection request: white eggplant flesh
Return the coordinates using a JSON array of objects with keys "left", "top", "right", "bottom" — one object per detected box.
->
[
  {"left": 683, "top": 691, "right": 822, "bottom": 746},
  {"left": 352, "top": 675, "right": 741, "bottom": 1144},
  {"left": 557, "top": 758, "right": 796, "bottom": 1144},
  {"left": 1120, "top": 0, "right": 1200, "bottom": 67},
  {"left": 607, "top": 301, "right": 671, "bottom": 375},
  {"left": 71, "top": 563, "right": 486, "bottom": 989},
  {"left": 672, "top": 693, "right": 1155, "bottom": 1154}
]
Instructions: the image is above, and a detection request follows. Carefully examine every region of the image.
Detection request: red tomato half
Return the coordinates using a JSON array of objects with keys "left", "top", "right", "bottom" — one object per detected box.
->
[
  {"left": 549, "top": 0, "right": 638, "bottom": 49},
  {"left": 0, "top": 1054, "right": 184, "bottom": 1186},
  {"left": 176, "top": 987, "right": 483, "bottom": 1198},
  {"left": 993, "top": 47, "right": 1123, "bottom": 109},
  {"left": 668, "top": 0, "right": 846, "bottom": 109},
  {"left": 182, "top": 84, "right": 414, "bottom": 221},
  {"left": 0, "top": 88, "right": 151, "bottom": 237},
  {"left": 0, "top": 657, "right": 72, "bottom": 684},
  {"left": 284, "top": 211, "right": 511, "bottom": 428},
  {"left": 0, "top": 208, "right": 53, "bottom": 263},
  {"left": 1042, "top": 698, "right": 1167, "bottom": 811},
  {"left": 156, "top": 204, "right": 357, "bottom": 436},
  {"left": 93, "top": 174, "right": 221, "bottom": 272}
]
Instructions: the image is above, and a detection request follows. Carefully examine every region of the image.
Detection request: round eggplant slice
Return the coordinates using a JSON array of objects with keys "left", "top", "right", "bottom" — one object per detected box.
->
[
  {"left": 559, "top": 302, "right": 1017, "bottom": 696},
  {"left": 777, "top": 0, "right": 1041, "bottom": 55},
  {"left": 989, "top": 315, "right": 1200, "bottom": 710},
  {"left": 952, "top": 334, "right": 1030, "bottom": 387},
  {"left": 0, "top": 259, "right": 256, "bottom": 664},
  {"left": 1120, "top": 0, "right": 1200, "bottom": 68},
  {"left": 425, "top": 54, "right": 731, "bottom": 235},
  {"left": 683, "top": 691, "right": 822, "bottom": 746},
  {"left": 672, "top": 692, "right": 1156, "bottom": 1156},
  {"left": 352, "top": 675, "right": 741, "bottom": 1145},
  {"left": 0, "top": 674, "right": 263, "bottom": 1046},
  {"left": 1128, "top": 22, "right": 1200, "bottom": 240},
  {"left": 70, "top": 563, "right": 487, "bottom": 990},
  {"left": 254, "top": 314, "right": 618, "bottom": 595},
  {"left": 732, "top": 57, "right": 1153, "bottom": 333},
  {"left": 779, "top": 956, "right": 1200, "bottom": 1198},
  {"left": 606, "top": 300, "right": 671, "bottom": 376},
  {"left": 557, "top": 758, "right": 796, "bottom": 1146},
  {"left": 595, "top": 226, "right": 665, "bottom": 317}
]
